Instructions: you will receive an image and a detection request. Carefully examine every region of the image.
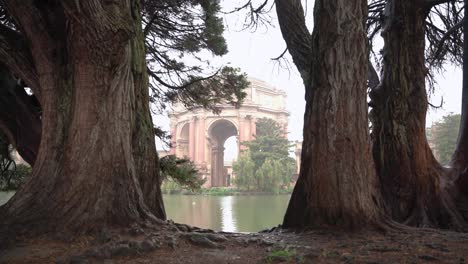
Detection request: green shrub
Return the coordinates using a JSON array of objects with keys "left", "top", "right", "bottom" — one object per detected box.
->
[
  {"left": 160, "top": 155, "right": 205, "bottom": 191},
  {"left": 0, "top": 164, "right": 32, "bottom": 191}
]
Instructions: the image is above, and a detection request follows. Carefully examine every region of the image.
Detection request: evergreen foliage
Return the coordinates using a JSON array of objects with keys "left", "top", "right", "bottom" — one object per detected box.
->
[
  {"left": 0, "top": 164, "right": 31, "bottom": 191},
  {"left": 0, "top": 133, "right": 31, "bottom": 190},
  {"left": 233, "top": 118, "right": 295, "bottom": 193},
  {"left": 0, "top": 133, "right": 13, "bottom": 181},
  {"left": 141, "top": 0, "right": 249, "bottom": 114},
  {"left": 233, "top": 151, "right": 256, "bottom": 191},
  {"left": 430, "top": 114, "right": 461, "bottom": 165},
  {"left": 159, "top": 155, "right": 205, "bottom": 191}
]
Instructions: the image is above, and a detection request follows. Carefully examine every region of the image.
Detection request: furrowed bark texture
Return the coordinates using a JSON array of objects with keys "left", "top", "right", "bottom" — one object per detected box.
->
[
  {"left": 452, "top": 0, "right": 468, "bottom": 169},
  {"left": 0, "top": 64, "right": 41, "bottom": 165},
  {"left": 369, "top": 0, "right": 465, "bottom": 229},
  {"left": 449, "top": 0, "right": 468, "bottom": 221},
  {"left": 282, "top": 0, "right": 384, "bottom": 229},
  {"left": 1, "top": 1, "right": 165, "bottom": 234}
]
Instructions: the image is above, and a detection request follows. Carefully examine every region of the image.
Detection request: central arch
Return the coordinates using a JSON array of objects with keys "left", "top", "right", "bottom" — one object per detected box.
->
[
  {"left": 208, "top": 119, "right": 238, "bottom": 187},
  {"left": 169, "top": 77, "right": 290, "bottom": 188}
]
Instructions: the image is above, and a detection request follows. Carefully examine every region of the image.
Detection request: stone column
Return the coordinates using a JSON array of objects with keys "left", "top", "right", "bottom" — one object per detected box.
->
[
  {"left": 218, "top": 146, "right": 225, "bottom": 186},
  {"left": 189, "top": 117, "right": 196, "bottom": 161},
  {"left": 250, "top": 118, "right": 256, "bottom": 140},
  {"left": 211, "top": 145, "right": 225, "bottom": 187},
  {"left": 196, "top": 117, "right": 206, "bottom": 164},
  {"left": 238, "top": 116, "right": 247, "bottom": 151},
  {"left": 247, "top": 115, "right": 256, "bottom": 141}
]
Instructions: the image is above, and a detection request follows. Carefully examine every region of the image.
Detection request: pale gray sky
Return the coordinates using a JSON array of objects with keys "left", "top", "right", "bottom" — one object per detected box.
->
[{"left": 155, "top": 1, "right": 463, "bottom": 153}]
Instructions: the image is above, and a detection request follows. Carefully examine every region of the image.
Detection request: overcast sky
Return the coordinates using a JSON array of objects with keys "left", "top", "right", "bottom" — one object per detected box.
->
[{"left": 155, "top": 1, "right": 463, "bottom": 152}]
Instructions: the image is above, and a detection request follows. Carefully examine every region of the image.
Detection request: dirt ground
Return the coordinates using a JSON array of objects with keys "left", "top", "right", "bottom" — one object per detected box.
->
[{"left": 1, "top": 222, "right": 468, "bottom": 264}]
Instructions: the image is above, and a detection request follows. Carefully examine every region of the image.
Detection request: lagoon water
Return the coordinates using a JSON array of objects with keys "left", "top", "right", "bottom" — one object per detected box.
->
[
  {"left": 0, "top": 192, "right": 290, "bottom": 232},
  {"left": 163, "top": 194, "right": 290, "bottom": 232}
]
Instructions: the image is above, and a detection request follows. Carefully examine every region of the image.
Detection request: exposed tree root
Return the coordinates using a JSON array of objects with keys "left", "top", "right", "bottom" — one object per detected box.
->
[
  {"left": 0, "top": 183, "right": 166, "bottom": 237},
  {"left": 391, "top": 166, "right": 468, "bottom": 232}
]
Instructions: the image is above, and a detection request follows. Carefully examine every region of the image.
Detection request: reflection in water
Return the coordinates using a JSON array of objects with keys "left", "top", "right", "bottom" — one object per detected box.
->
[
  {"left": 0, "top": 192, "right": 290, "bottom": 233},
  {"left": 220, "top": 196, "right": 236, "bottom": 232},
  {"left": 163, "top": 194, "right": 290, "bottom": 232}
]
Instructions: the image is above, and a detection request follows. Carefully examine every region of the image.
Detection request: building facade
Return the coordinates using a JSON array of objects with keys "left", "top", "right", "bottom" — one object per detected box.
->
[{"left": 168, "top": 77, "right": 289, "bottom": 187}]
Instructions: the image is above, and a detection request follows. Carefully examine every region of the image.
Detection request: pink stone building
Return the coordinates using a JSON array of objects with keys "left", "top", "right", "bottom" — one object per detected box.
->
[{"left": 168, "top": 77, "right": 289, "bottom": 187}]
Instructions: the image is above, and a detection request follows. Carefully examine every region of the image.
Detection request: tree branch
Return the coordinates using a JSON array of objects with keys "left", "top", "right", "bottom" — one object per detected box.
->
[
  {"left": 147, "top": 67, "right": 220, "bottom": 90},
  {"left": 428, "top": 18, "right": 464, "bottom": 67},
  {"left": 271, "top": 47, "right": 288, "bottom": 61},
  {"left": 423, "top": 0, "right": 454, "bottom": 8},
  {"left": 275, "top": 0, "right": 312, "bottom": 81},
  {"left": 0, "top": 63, "right": 41, "bottom": 165},
  {"left": 0, "top": 23, "right": 39, "bottom": 97},
  {"left": 368, "top": 60, "right": 380, "bottom": 90}
]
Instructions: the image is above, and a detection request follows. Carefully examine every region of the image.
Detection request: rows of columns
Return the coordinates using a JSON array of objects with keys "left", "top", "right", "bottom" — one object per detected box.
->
[
  {"left": 170, "top": 115, "right": 258, "bottom": 187},
  {"left": 170, "top": 117, "right": 208, "bottom": 164},
  {"left": 238, "top": 115, "right": 256, "bottom": 151}
]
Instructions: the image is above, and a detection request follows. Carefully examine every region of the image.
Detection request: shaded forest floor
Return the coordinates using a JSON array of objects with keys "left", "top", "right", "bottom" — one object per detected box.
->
[{"left": 1, "top": 221, "right": 468, "bottom": 263}]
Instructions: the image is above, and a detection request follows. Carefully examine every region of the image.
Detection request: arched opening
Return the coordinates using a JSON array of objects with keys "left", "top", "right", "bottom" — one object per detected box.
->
[
  {"left": 177, "top": 123, "right": 189, "bottom": 158},
  {"left": 208, "top": 119, "right": 238, "bottom": 187},
  {"left": 223, "top": 136, "right": 238, "bottom": 187}
]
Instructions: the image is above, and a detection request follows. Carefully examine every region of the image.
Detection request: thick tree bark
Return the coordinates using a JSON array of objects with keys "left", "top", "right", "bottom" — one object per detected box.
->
[
  {"left": 0, "top": 1, "right": 165, "bottom": 234},
  {"left": 448, "top": 0, "right": 468, "bottom": 221},
  {"left": 369, "top": 0, "right": 465, "bottom": 229},
  {"left": 452, "top": 1, "right": 468, "bottom": 169},
  {"left": 0, "top": 64, "right": 41, "bottom": 165},
  {"left": 282, "top": 0, "right": 384, "bottom": 229}
]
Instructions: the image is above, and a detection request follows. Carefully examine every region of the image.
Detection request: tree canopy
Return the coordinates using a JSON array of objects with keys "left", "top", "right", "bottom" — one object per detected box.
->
[
  {"left": 233, "top": 118, "right": 295, "bottom": 193},
  {"left": 430, "top": 114, "right": 461, "bottom": 165},
  {"left": 142, "top": 0, "right": 249, "bottom": 114},
  {"left": 159, "top": 155, "right": 205, "bottom": 191}
]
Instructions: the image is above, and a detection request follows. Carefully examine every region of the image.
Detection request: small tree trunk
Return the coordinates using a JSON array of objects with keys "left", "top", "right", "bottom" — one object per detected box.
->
[
  {"left": 1, "top": 1, "right": 165, "bottom": 234},
  {"left": 283, "top": 0, "right": 384, "bottom": 229},
  {"left": 0, "top": 64, "right": 41, "bottom": 166},
  {"left": 369, "top": 0, "right": 465, "bottom": 229}
]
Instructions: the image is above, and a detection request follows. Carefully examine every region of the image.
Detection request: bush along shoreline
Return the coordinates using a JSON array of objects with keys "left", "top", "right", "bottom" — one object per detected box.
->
[{"left": 161, "top": 184, "right": 293, "bottom": 196}]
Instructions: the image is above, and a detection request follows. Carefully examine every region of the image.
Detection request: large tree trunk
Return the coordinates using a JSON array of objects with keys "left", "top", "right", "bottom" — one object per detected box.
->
[
  {"left": 0, "top": 63, "right": 41, "bottom": 165},
  {"left": 1, "top": 1, "right": 165, "bottom": 234},
  {"left": 282, "top": 0, "right": 384, "bottom": 229},
  {"left": 449, "top": 0, "right": 468, "bottom": 221},
  {"left": 369, "top": 0, "right": 465, "bottom": 229},
  {"left": 451, "top": 1, "right": 468, "bottom": 170}
]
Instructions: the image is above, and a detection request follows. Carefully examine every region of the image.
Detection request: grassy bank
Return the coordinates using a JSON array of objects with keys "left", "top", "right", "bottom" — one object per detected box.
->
[{"left": 162, "top": 186, "right": 293, "bottom": 196}]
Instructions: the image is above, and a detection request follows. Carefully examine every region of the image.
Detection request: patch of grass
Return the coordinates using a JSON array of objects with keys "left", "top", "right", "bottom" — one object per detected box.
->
[
  {"left": 163, "top": 186, "right": 293, "bottom": 196},
  {"left": 200, "top": 187, "right": 238, "bottom": 196},
  {"left": 265, "top": 249, "right": 304, "bottom": 263}
]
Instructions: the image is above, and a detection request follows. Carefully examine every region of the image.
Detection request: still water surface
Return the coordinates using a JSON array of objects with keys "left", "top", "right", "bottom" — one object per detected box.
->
[
  {"left": 164, "top": 194, "right": 290, "bottom": 232},
  {"left": 0, "top": 192, "right": 290, "bottom": 232}
]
